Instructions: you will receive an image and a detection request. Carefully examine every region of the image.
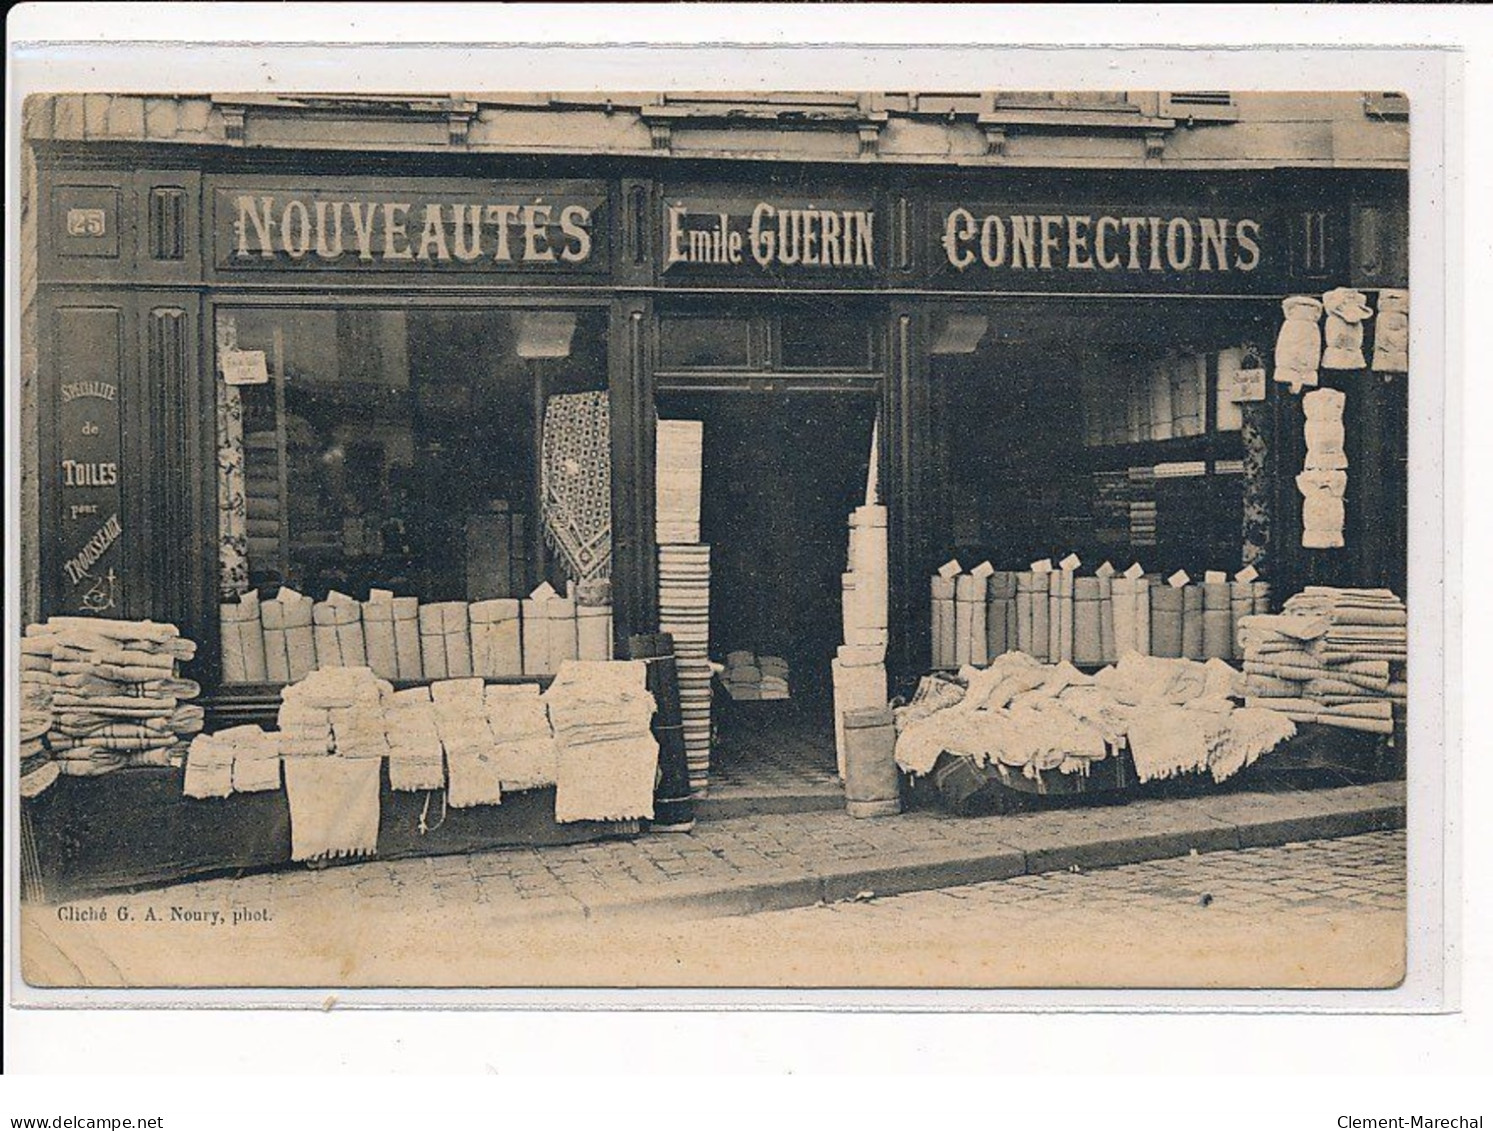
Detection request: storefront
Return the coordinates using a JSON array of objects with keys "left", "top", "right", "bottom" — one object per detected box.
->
[{"left": 18, "top": 93, "right": 1411, "bottom": 897}]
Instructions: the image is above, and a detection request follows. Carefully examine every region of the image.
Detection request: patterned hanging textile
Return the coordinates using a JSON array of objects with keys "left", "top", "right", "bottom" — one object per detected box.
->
[
  {"left": 215, "top": 312, "right": 250, "bottom": 598},
  {"left": 541, "top": 390, "right": 612, "bottom": 582}
]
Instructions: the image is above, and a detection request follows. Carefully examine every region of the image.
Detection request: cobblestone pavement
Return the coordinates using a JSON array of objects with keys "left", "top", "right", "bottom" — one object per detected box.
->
[
  {"left": 21, "top": 821, "right": 1405, "bottom": 990},
  {"left": 793, "top": 828, "right": 1406, "bottom": 923},
  {"left": 43, "top": 781, "right": 1402, "bottom": 926}
]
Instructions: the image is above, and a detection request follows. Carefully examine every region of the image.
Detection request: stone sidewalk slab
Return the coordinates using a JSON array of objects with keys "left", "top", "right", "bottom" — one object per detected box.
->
[
  {"left": 82, "top": 781, "right": 1406, "bottom": 931},
  {"left": 474, "top": 781, "right": 1407, "bottom": 926}
]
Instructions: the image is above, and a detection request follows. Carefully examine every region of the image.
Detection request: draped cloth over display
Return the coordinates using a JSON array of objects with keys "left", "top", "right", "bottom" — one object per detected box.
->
[{"left": 541, "top": 391, "right": 612, "bottom": 582}]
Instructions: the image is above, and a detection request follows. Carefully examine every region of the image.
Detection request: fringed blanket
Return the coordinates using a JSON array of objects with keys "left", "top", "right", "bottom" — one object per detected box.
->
[
  {"left": 541, "top": 391, "right": 612, "bottom": 582},
  {"left": 283, "top": 756, "right": 381, "bottom": 863}
]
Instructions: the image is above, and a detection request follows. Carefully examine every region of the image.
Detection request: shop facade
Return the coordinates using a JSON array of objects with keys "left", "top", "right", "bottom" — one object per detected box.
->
[{"left": 18, "top": 92, "right": 1411, "bottom": 894}]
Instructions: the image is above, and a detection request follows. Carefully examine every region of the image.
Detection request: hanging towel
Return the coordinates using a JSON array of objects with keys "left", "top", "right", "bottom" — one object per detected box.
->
[
  {"left": 1274, "top": 295, "right": 1324, "bottom": 391},
  {"left": 282, "top": 756, "right": 381, "bottom": 862},
  {"left": 1303, "top": 388, "right": 1349, "bottom": 470},
  {"left": 541, "top": 390, "right": 613, "bottom": 582},
  {"left": 1298, "top": 469, "right": 1348, "bottom": 549},
  {"left": 1373, "top": 289, "right": 1409, "bottom": 372},
  {"left": 1321, "top": 287, "right": 1374, "bottom": 370}
]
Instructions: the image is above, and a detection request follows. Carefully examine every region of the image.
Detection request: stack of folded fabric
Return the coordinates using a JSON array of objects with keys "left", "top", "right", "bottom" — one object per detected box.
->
[
  {"left": 36, "top": 618, "right": 199, "bottom": 776},
  {"left": 574, "top": 579, "right": 614, "bottom": 663},
  {"left": 275, "top": 666, "right": 390, "bottom": 862},
  {"left": 544, "top": 660, "right": 658, "bottom": 824},
  {"left": 261, "top": 586, "right": 317, "bottom": 683},
  {"left": 758, "top": 655, "right": 790, "bottom": 700},
  {"left": 1237, "top": 586, "right": 1405, "bottom": 734},
  {"left": 483, "top": 683, "right": 560, "bottom": 791},
  {"left": 384, "top": 686, "right": 445, "bottom": 792},
  {"left": 312, "top": 591, "right": 369, "bottom": 670},
  {"left": 656, "top": 419, "right": 704, "bottom": 544},
  {"left": 1128, "top": 466, "right": 1157, "bottom": 548},
  {"left": 432, "top": 678, "right": 501, "bottom": 808},
  {"left": 184, "top": 724, "right": 281, "bottom": 798},
  {"left": 721, "top": 650, "right": 763, "bottom": 701},
  {"left": 20, "top": 636, "right": 59, "bottom": 797},
  {"left": 420, "top": 601, "right": 473, "bottom": 680},
  {"left": 220, "top": 590, "right": 269, "bottom": 683},
  {"left": 658, "top": 543, "right": 712, "bottom": 794}
]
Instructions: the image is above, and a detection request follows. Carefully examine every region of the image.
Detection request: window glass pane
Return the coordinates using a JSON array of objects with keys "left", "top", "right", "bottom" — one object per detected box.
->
[
  {"left": 659, "top": 316, "right": 751, "bottom": 369},
  {"left": 778, "top": 315, "right": 873, "bottom": 371},
  {"left": 216, "top": 307, "right": 606, "bottom": 681}
]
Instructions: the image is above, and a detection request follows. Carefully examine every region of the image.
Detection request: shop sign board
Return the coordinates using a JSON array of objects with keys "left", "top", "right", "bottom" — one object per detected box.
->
[
  {"left": 930, "top": 203, "right": 1285, "bottom": 293},
  {"left": 57, "top": 360, "right": 124, "bottom": 613},
  {"left": 660, "top": 190, "right": 880, "bottom": 280},
  {"left": 213, "top": 179, "right": 610, "bottom": 272}
]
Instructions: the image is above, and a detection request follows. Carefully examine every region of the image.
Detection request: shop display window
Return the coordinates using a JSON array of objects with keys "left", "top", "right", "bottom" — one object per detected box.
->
[
  {"left": 928, "top": 305, "right": 1259, "bottom": 576},
  {"left": 213, "top": 306, "right": 606, "bottom": 680}
]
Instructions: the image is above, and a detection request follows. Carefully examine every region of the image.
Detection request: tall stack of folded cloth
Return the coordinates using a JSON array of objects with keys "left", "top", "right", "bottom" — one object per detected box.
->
[
  {"left": 893, "top": 651, "right": 1296, "bottom": 787},
  {"left": 20, "top": 636, "right": 59, "bottom": 797},
  {"left": 469, "top": 597, "right": 524, "bottom": 678},
  {"left": 544, "top": 660, "right": 658, "bottom": 823},
  {"left": 1237, "top": 586, "right": 1405, "bottom": 734},
  {"left": 19, "top": 632, "right": 58, "bottom": 799},
  {"left": 220, "top": 590, "right": 269, "bottom": 683},
  {"left": 243, "top": 428, "right": 283, "bottom": 563},
  {"left": 574, "top": 579, "right": 614, "bottom": 663},
  {"left": 431, "top": 678, "right": 501, "bottom": 808},
  {"left": 420, "top": 601, "right": 473, "bottom": 680},
  {"left": 658, "top": 543, "right": 712, "bottom": 794},
  {"left": 656, "top": 419, "right": 704, "bottom": 545},
  {"left": 985, "top": 569, "right": 1018, "bottom": 661},
  {"left": 483, "top": 683, "right": 561, "bottom": 791},
  {"left": 184, "top": 725, "right": 281, "bottom": 799},
  {"left": 1128, "top": 465, "right": 1157, "bottom": 548},
  {"left": 930, "top": 561, "right": 960, "bottom": 668},
  {"left": 956, "top": 565, "right": 992, "bottom": 667},
  {"left": 1092, "top": 470, "right": 1132, "bottom": 546},
  {"left": 722, "top": 650, "right": 763, "bottom": 700},
  {"left": 314, "top": 591, "right": 369, "bottom": 670},
  {"left": 34, "top": 618, "right": 201, "bottom": 776},
  {"left": 719, "top": 651, "right": 791, "bottom": 701},
  {"left": 384, "top": 686, "right": 445, "bottom": 792},
  {"left": 758, "top": 655, "right": 790, "bottom": 700},
  {"left": 274, "top": 666, "right": 389, "bottom": 862},
  {"left": 843, "top": 505, "right": 889, "bottom": 653},
  {"left": 261, "top": 586, "right": 317, "bottom": 683}
]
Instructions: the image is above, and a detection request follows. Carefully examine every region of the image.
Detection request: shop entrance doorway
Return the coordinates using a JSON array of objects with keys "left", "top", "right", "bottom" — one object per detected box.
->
[{"left": 657, "top": 388, "right": 878, "bottom": 796}]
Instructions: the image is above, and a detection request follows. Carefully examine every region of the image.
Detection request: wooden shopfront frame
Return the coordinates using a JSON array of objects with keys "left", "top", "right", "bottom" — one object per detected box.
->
[{"left": 32, "top": 145, "right": 1409, "bottom": 700}]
